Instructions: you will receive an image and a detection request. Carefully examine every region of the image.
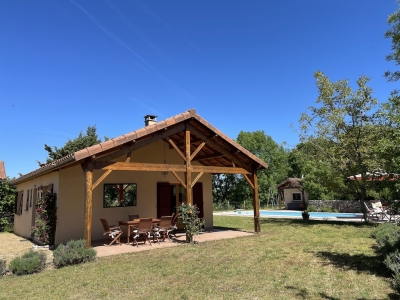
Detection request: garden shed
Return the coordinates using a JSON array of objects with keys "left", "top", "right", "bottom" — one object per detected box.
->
[{"left": 277, "top": 178, "right": 308, "bottom": 210}]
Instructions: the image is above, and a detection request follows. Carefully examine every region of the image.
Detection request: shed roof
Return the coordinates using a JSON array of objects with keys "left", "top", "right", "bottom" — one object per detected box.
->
[
  {"left": 10, "top": 109, "right": 268, "bottom": 185},
  {"left": 277, "top": 178, "right": 302, "bottom": 190},
  {"left": 0, "top": 161, "right": 6, "bottom": 181}
]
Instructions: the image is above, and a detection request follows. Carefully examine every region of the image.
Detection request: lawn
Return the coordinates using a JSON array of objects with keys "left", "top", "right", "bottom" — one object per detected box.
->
[{"left": 0, "top": 216, "right": 396, "bottom": 300}]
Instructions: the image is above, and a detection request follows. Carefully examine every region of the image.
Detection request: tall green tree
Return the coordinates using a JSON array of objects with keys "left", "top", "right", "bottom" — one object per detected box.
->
[
  {"left": 0, "top": 179, "right": 16, "bottom": 231},
  {"left": 299, "top": 71, "right": 382, "bottom": 202},
  {"left": 212, "top": 131, "right": 288, "bottom": 209},
  {"left": 385, "top": 1, "right": 400, "bottom": 82},
  {"left": 44, "top": 125, "right": 104, "bottom": 163}
]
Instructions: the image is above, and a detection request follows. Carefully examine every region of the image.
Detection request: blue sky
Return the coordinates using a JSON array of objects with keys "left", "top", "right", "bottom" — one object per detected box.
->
[{"left": 1, "top": 0, "right": 398, "bottom": 179}]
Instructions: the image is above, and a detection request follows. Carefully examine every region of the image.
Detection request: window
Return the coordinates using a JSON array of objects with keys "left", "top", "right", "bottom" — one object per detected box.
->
[
  {"left": 14, "top": 191, "right": 24, "bottom": 215},
  {"left": 25, "top": 190, "right": 29, "bottom": 211},
  {"left": 103, "top": 184, "right": 137, "bottom": 208},
  {"left": 292, "top": 193, "right": 302, "bottom": 201}
]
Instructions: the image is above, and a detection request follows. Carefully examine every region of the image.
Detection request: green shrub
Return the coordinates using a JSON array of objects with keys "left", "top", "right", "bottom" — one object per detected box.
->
[
  {"left": 385, "top": 250, "right": 400, "bottom": 274},
  {"left": 320, "top": 207, "right": 333, "bottom": 212},
  {"left": 0, "top": 258, "right": 6, "bottom": 276},
  {"left": 307, "top": 205, "right": 318, "bottom": 212},
  {"left": 371, "top": 223, "right": 400, "bottom": 257},
  {"left": 53, "top": 239, "right": 96, "bottom": 268},
  {"left": 9, "top": 250, "right": 46, "bottom": 275},
  {"left": 392, "top": 271, "right": 400, "bottom": 293}
]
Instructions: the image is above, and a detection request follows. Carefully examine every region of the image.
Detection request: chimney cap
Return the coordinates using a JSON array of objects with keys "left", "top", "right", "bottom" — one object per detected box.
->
[{"left": 144, "top": 114, "right": 157, "bottom": 120}]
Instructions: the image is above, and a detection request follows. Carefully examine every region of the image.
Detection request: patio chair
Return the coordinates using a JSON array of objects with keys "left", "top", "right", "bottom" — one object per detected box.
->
[
  {"left": 152, "top": 215, "right": 173, "bottom": 244},
  {"left": 100, "top": 218, "right": 123, "bottom": 246},
  {"left": 131, "top": 218, "right": 153, "bottom": 247},
  {"left": 361, "top": 202, "right": 380, "bottom": 222},
  {"left": 371, "top": 201, "right": 389, "bottom": 221},
  {"left": 167, "top": 213, "right": 179, "bottom": 241},
  {"left": 128, "top": 214, "right": 140, "bottom": 221}
]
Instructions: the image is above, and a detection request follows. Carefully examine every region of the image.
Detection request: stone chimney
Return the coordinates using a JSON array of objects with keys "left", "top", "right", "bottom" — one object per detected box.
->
[{"left": 144, "top": 114, "right": 157, "bottom": 126}]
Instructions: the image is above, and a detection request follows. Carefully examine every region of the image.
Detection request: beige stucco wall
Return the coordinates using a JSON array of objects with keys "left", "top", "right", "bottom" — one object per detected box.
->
[
  {"left": 13, "top": 172, "right": 59, "bottom": 240},
  {"left": 53, "top": 140, "right": 213, "bottom": 244},
  {"left": 283, "top": 188, "right": 309, "bottom": 208}
]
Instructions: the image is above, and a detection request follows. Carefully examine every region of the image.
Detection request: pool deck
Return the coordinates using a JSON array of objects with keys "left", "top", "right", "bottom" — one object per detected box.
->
[{"left": 214, "top": 210, "right": 393, "bottom": 223}]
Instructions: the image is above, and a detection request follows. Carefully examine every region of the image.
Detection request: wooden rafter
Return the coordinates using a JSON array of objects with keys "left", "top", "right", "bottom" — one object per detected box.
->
[
  {"left": 190, "top": 142, "right": 205, "bottom": 161},
  {"left": 171, "top": 171, "right": 187, "bottom": 189},
  {"left": 187, "top": 124, "right": 253, "bottom": 173},
  {"left": 192, "top": 152, "right": 225, "bottom": 161},
  {"left": 92, "top": 169, "right": 113, "bottom": 190},
  {"left": 243, "top": 174, "right": 254, "bottom": 189},
  {"left": 191, "top": 172, "right": 203, "bottom": 188},
  {"left": 166, "top": 138, "right": 186, "bottom": 161}
]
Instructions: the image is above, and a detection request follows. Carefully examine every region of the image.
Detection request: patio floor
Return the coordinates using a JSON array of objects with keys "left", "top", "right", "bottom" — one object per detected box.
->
[{"left": 93, "top": 229, "right": 254, "bottom": 257}]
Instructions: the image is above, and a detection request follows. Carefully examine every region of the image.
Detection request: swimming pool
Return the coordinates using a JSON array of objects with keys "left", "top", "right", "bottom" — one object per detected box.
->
[{"left": 236, "top": 210, "right": 360, "bottom": 219}]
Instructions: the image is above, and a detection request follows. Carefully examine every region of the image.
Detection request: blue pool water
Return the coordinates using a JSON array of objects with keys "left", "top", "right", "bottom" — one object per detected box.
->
[{"left": 236, "top": 210, "right": 360, "bottom": 218}]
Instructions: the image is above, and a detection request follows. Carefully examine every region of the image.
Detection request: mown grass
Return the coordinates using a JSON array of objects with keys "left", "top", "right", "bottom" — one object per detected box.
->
[{"left": 0, "top": 216, "right": 396, "bottom": 300}]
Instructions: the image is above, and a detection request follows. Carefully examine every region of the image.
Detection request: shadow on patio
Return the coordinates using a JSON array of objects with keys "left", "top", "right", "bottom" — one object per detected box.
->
[{"left": 93, "top": 228, "right": 254, "bottom": 257}]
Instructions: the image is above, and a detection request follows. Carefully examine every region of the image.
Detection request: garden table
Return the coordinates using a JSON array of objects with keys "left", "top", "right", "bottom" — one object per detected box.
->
[{"left": 118, "top": 219, "right": 160, "bottom": 245}]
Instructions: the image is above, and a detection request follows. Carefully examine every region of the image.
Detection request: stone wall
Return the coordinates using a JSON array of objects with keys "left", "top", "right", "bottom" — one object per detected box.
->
[{"left": 308, "top": 200, "right": 362, "bottom": 213}]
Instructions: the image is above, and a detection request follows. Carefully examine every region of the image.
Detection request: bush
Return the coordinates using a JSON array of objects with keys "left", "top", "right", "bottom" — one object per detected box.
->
[
  {"left": 320, "top": 207, "right": 333, "bottom": 212},
  {"left": 307, "top": 205, "right": 318, "bottom": 212},
  {"left": 392, "top": 271, "right": 400, "bottom": 293},
  {"left": 53, "top": 239, "right": 96, "bottom": 268},
  {"left": 9, "top": 250, "right": 46, "bottom": 275},
  {"left": 0, "top": 258, "right": 6, "bottom": 276},
  {"left": 371, "top": 223, "right": 400, "bottom": 257},
  {"left": 385, "top": 250, "right": 400, "bottom": 274}
]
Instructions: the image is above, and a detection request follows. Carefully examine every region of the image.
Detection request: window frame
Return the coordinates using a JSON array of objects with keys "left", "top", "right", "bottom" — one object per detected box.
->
[
  {"left": 292, "top": 192, "right": 302, "bottom": 202},
  {"left": 103, "top": 183, "right": 137, "bottom": 208}
]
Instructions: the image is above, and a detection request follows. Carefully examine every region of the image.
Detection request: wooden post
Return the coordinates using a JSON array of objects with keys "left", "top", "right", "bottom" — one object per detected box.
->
[
  {"left": 84, "top": 160, "right": 93, "bottom": 248},
  {"left": 252, "top": 169, "right": 260, "bottom": 233},
  {"left": 185, "top": 130, "right": 192, "bottom": 205}
]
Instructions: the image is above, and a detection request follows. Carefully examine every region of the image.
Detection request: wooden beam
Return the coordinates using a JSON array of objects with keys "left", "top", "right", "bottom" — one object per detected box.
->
[
  {"left": 84, "top": 160, "right": 93, "bottom": 248},
  {"left": 94, "top": 161, "right": 249, "bottom": 175},
  {"left": 93, "top": 161, "right": 187, "bottom": 172},
  {"left": 190, "top": 142, "right": 205, "bottom": 161},
  {"left": 171, "top": 171, "right": 187, "bottom": 189},
  {"left": 166, "top": 138, "right": 186, "bottom": 162},
  {"left": 125, "top": 151, "right": 132, "bottom": 163},
  {"left": 192, "top": 165, "right": 250, "bottom": 175},
  {"left": 95, "top": 123, "right": 185, "bottom": 163},
  {"left": 191, "top": 172, "right": 203, "bottom": 188},
  {"left": 243, "top": 174, "right": 254, "bottom": 189},
  {"left": 192, "top": 153, "right": 225, "bottom": 161},
  {"left": 185, "top": 130, "right": 192, "bottom": 205},
  {"left": 92, "top": 169, "right": 113, "bottom": 190},
  {"left": 252, "top": 170, "right": 260, "bottom": 233},
  {"left": 187, "top": 124, "right": 253, "bottom": 173}
]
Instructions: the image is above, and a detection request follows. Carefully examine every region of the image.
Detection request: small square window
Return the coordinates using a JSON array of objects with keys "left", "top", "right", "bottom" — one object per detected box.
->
[{"left": 292, "top": 193, "right": 301, "bottom": 201}]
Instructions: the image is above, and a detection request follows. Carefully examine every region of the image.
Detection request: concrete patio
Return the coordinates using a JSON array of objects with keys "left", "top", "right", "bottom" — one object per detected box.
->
[{"left": 93, "top": 229, "right": 255, "bottom": 257}]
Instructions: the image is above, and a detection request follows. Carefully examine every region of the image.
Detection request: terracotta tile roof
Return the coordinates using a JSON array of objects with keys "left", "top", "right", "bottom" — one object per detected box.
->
[
  {"left": 10, "top": 109, "right": 268, "bottom": 185},
  {"left": 0, "top": 161, "right": 6, "bottom": 181}
]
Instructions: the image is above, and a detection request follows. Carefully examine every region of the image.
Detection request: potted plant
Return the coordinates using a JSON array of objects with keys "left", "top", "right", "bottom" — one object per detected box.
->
[{"left": 301, "top": 190, "right": 309, "bottom": 220}]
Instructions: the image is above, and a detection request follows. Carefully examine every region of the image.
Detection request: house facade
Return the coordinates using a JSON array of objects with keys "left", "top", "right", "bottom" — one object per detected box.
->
[{"left": 10, "top": 109, "right": 268, "bottom": 246}]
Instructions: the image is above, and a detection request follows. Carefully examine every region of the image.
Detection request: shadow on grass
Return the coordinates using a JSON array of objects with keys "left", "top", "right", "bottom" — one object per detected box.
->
[
  {"left": 285, "top": 285, "right": 399, "bottom": 300},
  {"left": 258, "top": 218, "right": 378, "bottom": 228},
  {"left": 316, "top": 251, "right": 392, "bottom": 278}
]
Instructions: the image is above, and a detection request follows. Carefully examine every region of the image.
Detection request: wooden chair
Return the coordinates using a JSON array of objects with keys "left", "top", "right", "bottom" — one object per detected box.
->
[
  {"left": 167, "top": 213, "right": 179, "bottom": 241},
  {"left": 128, "top": 214, "right": 139, "bottom": 221},
  {"left": 100, "top": 218, "right": 123, "bottom": 246},
  {"left": 131, "top": 218, "right": 153, "bottom": 247},
  {"left": 152, "top": 215, "right": 173, "bottom": 244}
]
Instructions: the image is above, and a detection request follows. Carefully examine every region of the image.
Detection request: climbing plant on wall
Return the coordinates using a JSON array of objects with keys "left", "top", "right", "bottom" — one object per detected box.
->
[{"left": 31, "top": 191, "right": 57, "bottom": 246}]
